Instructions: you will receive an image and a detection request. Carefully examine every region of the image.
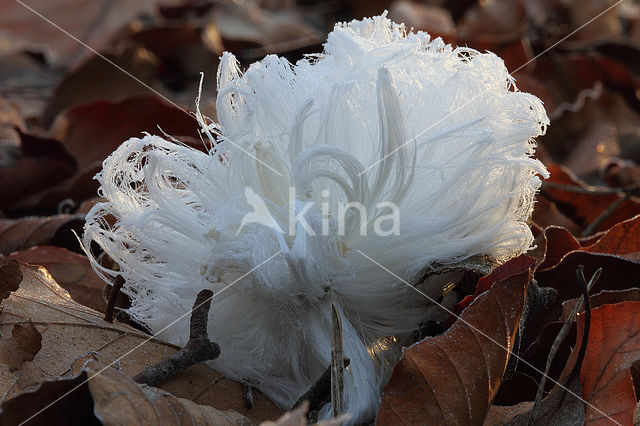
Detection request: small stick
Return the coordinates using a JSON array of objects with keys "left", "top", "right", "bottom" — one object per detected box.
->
[
  {"left": 542, "top": 181, "right": 638, "bottom": 195},
  {"left": 581, "top": 193, "right": 631, "bottom": 237},
  {"left": 132, "top": 290, "right": 220, "bottom": 387},
  {"left": 527, "top": 266, "right": 597, "bottom": 425},
  {"left": 331, "top": 304, "right": 344, "bottom": 418},
  {"left": 104, "top": 275, "right": 125, "bottom": 322}
]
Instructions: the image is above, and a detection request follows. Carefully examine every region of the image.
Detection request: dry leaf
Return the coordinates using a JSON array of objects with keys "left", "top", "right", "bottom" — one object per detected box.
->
[
  {"left": 0, "top": 322, "right": 42, "bottom": 371},
  {"left": 0, "top": 259, "right": 22, "bottom": 300},
  {"left": 0, "top": 0, "right": 169, "bottom": 68},
  {"left": 0, "top": 130, "right": 77, "bottom": 211},
  {"left": 0, "top": 357, "right": 255, "bottom": 425},
  {"left": 0, "top": 214, "right": 84, "bottom": 255},
  {"left": 50, "top": 96, "right": 202, "bottom": 170},
  {"left": 583, "top": 214, "right": 640, "bottom": 261},
  {"left": 578, "top": 302, "right": 640, "bottom": 425},
  {"left": 42, "top": 46, "right": 159, "bottom": 127},
  {"left": 8, "top": 246, "right": 105, "bottom": 312},
  {"left": 0, "top": 262, "right": 282, "bottom": 421},
  {"left": 377, "top": 255, "right": 532, "bottom": 424}
]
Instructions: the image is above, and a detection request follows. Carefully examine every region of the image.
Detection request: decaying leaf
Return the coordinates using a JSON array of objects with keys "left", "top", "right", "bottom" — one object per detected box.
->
[
  {"left": 8, "top": 246, "right": 105, "bottom": 312},
  {"left": 0, "top": 214, "right": 84, "bottom": 255},
  {"left": 578, "top": 302, "right": 640, "bottom": 425},
  {"left": 0, "top": 259, "right": 22, "bottom": 300},
  {"left": 0, "top": 322, "right": 42, "bottom": 371},
  {"left": 583, "top": 214, "right": 640, "bottom": 261},
  {"left": 377, "top": 255, "right": 532, "bottom": 424},
  {"left": 0, "top": 262, "right": 283, "bottom": 421},
  {"left": 0, "top": 357, "right": 254, "bottom": 425},
  {"left": 542, "top": 164, "right": 640, "bottom": 233}
]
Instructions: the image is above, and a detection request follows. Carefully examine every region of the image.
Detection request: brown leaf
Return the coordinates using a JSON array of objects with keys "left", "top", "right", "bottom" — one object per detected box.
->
[
  {"left": 578, "top": 302, "right": 640, "bottom": 425},
  {"left": 0, "top": 214, "right": 84, "bottom": 255},
  {"left": 542, "top": 164, "right": 640, "bottom": 232},
  {"left": 0, "top": 262, "right": 283, "bottom": 421},
  {"left": 0, "top": 371, "right": 99, "bottom": 425},
  {"left": 6, "top": 162, "right": 101, "bottom": 215},
  {"left": 583, "top": 214, "right": 640, "bottom": 261},
  {"left": 531, "top": 195, "right": 580, "bottom": 235},
  {"left": 453, "top": 255, "right": 536, "bottom": 317},
  {"left": 0, "top": 259, "right": 22, "bottom": 300},
  {"left": 0, "top": 0, "right": 165, "bottom": 68},
  {"left": 561, "top": 288, "right": 640, "bottom": 322},
  {"left": 0, "top": 357, "right": 255, "bottom": 425},
  {"left": 0, "top": 130, "right": 77, "bottom": 211},
  {"left": 50, "top": 96, "right": 201, "bottom": 169},
  {"left": 537, "top": 226, "right": 580, "bottom": 271},
  {"left": 9, "top": 246, "right": 105, "bottom": 312},
  {"left": 0, "top": 322, "right": 42, "bottom": 371},
  {"left": 42, "top": 45, "right": 159, "bottom": 127},
  {"left": 501, "top": 375, "right": 585, "bottom": 426},
  {"left": 388, "top": 1, "right": 455, "bottom": 39},
  {"left": 213, "top": 1, "right": 321, "bottom": 59},
  {"left": 377, "top": 256, "right": 532, "bottom": 424}
]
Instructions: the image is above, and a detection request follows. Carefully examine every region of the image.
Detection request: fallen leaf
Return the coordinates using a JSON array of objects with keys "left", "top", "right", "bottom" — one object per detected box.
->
[
  {"left": 0, "top": 357, "right": 255, "bottom": 425},
  {"left": 50, "top": 96, "right": 201, "bottom": 170},
  {"left": 453, "top": 255, "right": 536, "bottom": 317},
  {"left": 0, "top": 0, "right": 168, "bottom": 68},
  {"left": 578, "top": 302, "right": 640, "bottom": 425},
  {"left": 0, "top": 262, "right": 283, "bottom": 421},
  {"left": 0, "top": 259, "right": 22, "bottom": 300},
  {"left": 6, "top": 162, "right": 101, "bottom": 215},
  {"left": 8, "top": 246, "right": 105, "bottom": 312},
  {"left": 377, "top": 255, "right": 532, "bottom": 424},
  {"left": 561, "top": 288, "right": 640, "bottom": 321},
  {"left": 42, "top": 45, "right": 160, "bottom": 127},
  {"left": 582, "top": 214, "right": 640, "bottom": 261},
  {"left": 0, "top": 214, "right": 84, "bottom": 255},
  {"left": 531, "top": 195, "right": 581, "bottom": 235},
  {"left": 0, "top": 130, "right": 77, "bottom": 212},
  {"left": 388, "top": 1, "right": 455, "bottom": 40},
  {"left": 0, "top": 322, "right": 42, "bottom": 371},
  {"left": 0, "top": 371, "right": 100, "bottom": 425},
  {"left": 213, "top": 1, "right": 321, "bottom": 60},
  {"left": 503, "top": 375, "right": 584, "bottom": 425},
  {"left": 260, "top": 400, "right": 351, "bottom": 426},
  {"left": 542, "top": 164, "right": 640, "bottom": 232},
  {"left": 537, "top": 226, "right": 580, "bottom": 271}
]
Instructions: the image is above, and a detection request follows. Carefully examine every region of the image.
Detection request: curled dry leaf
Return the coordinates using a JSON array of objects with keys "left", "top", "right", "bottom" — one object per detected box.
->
[
  {"left": 0, "top": 214, "right": 84, "bottom": 255},
  {"left": 377, "top": 255, "right": 533, "bottom": 425},
  {"left": 0, "top": 262, "right": 283, "bottom": 421},
  {"left": 8, "top": 246, "right": 105, "bottom": 312},
  {"left": 578, "top": 302, "right": 640, "bottom": 425},
  {"left": 0, "top": 357, "right": 255, "bottom": 425}
]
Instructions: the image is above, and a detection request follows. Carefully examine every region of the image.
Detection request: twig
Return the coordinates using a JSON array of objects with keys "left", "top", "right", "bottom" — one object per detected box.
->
[
  {"left": 103, "top": 275, "right": 124, "bottom": 322},
  {"left": 132, "top": 289, "right": 219, "bottom": 387},
  {"left": 542, "top": 181, "right": 638, "bottom": 195},
  {"left": 581, "top": 193, "right": 632, "bottom": 237},
  {"left": 528, "top": 266, "right": 597, "bottom": 425},
  {"left": 331, "top": 304, "right": 344, "bottom": 418},
  {"left": 295, "top": 360, "right": 350, "bottom": 417}
]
